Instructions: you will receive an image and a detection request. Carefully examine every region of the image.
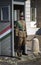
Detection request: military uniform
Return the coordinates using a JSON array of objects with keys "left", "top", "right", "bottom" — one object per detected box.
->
[{"left": 17, "top": 20, "right": 27, "bottom": 57}]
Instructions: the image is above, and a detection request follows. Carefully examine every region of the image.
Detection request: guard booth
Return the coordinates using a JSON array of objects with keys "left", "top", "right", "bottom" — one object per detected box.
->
[
  {"left": 0, "top": 0, "right": 25, "bottom": 56},
  {"left": 0, "top": 0, "right": 41, "bottom": 56}
]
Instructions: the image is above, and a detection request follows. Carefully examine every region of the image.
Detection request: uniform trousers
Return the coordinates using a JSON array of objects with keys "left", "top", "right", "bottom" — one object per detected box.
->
[{"left": 17, "top": 36, "right": 26, "bottom": 55}]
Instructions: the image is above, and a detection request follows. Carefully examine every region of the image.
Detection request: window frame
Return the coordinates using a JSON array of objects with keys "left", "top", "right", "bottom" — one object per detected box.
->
[
  {"left": 31, "top": 7, "right": 37, "bottom": 22},
  {"left": 1, "top": 5, "right": 10, "bottom": 21},
  {"left": 31, "top": 7, "right": 35, "bottom": 21}
]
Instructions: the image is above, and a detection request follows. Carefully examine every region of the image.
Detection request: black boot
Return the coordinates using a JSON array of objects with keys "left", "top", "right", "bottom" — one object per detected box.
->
[{"left": 17, "top": 49, "right": 22, "bottom": 57}]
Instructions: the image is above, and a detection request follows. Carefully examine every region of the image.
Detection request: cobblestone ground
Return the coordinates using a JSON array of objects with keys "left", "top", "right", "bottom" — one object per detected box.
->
[{"left": 0, "top": 54, "right": 41, "bottom": 65}]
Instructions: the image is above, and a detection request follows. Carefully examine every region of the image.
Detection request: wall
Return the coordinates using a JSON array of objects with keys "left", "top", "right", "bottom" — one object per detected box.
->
[
  {"left": 25, "top": 0, "right": 39, "bottom": 35},
  {"left": 0, "top": 41, "right": 1, "bottom": 55},
  {"left": 25, "top": 0, "right": 31, "bottom": 28},
  {"left": 0, "top": 22, "right": 12, "bottom": 56},
  {"left": 0, "top": 0, "right": 12, "bottom": 56},
  {"left": 1, "top": 34, "right": 12, "bottom": 56},
  {"left": 25, "top": 0, "right": 41, "bottom": 53}
]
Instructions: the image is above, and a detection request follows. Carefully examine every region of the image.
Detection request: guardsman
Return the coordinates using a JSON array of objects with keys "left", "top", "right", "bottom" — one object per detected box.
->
[{"left": 17, "top": 12, "right": 27, "bottom": 57}]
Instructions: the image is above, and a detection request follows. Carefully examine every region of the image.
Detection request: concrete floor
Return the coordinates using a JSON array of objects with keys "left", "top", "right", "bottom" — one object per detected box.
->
[{"left": 0, "top": 53, "right": 41, "bottom": 65}]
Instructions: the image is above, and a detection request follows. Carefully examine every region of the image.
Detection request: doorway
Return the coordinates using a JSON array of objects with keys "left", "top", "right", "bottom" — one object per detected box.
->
[
  {"left": 14, "top": 5, "right": 25, "bottom": 53},
  {"left": 14, "top": 5, "right": 24, "bottom": 21}
]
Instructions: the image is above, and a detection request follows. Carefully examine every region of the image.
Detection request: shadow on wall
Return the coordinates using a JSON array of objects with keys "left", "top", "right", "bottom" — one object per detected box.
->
[{"left": 36, "top": 28, "right": 41, "bottom": 35}]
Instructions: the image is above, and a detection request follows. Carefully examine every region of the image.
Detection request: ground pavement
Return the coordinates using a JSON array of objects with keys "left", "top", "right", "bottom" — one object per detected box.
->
[{"left": 0, "top": 53, "right": 41, "bottom": 65}]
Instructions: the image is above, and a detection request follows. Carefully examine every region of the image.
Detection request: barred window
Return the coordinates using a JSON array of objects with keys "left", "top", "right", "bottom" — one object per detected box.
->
[{"left": 31, "top": 0, "right": 36, "bottom": 21}]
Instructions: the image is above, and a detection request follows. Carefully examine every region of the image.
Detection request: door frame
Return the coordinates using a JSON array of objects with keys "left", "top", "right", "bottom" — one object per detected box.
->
[{"left": 12, "top": 0, "right": 25, "bottom": 56}]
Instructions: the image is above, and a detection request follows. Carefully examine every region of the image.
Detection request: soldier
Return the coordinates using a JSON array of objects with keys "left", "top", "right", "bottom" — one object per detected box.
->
[{"left": 17, "top": 12, "right": 27, "bottom": 57}]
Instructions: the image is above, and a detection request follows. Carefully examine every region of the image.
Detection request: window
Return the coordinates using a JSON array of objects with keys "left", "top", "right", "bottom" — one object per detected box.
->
[
  {"left": 1, "top": 6, "right": 10, "bottom": 21},
  {"left": 31, "top": 8, "right": 35, "bottom": 21},
  {"left": 31, "top": 0, "right": 36, "bottom": 21}
]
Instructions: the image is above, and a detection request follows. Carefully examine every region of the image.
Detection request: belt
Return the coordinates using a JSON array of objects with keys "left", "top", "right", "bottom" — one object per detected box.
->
[{"left": 19, "top": 29, "right": 26, "bottom": 31}]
